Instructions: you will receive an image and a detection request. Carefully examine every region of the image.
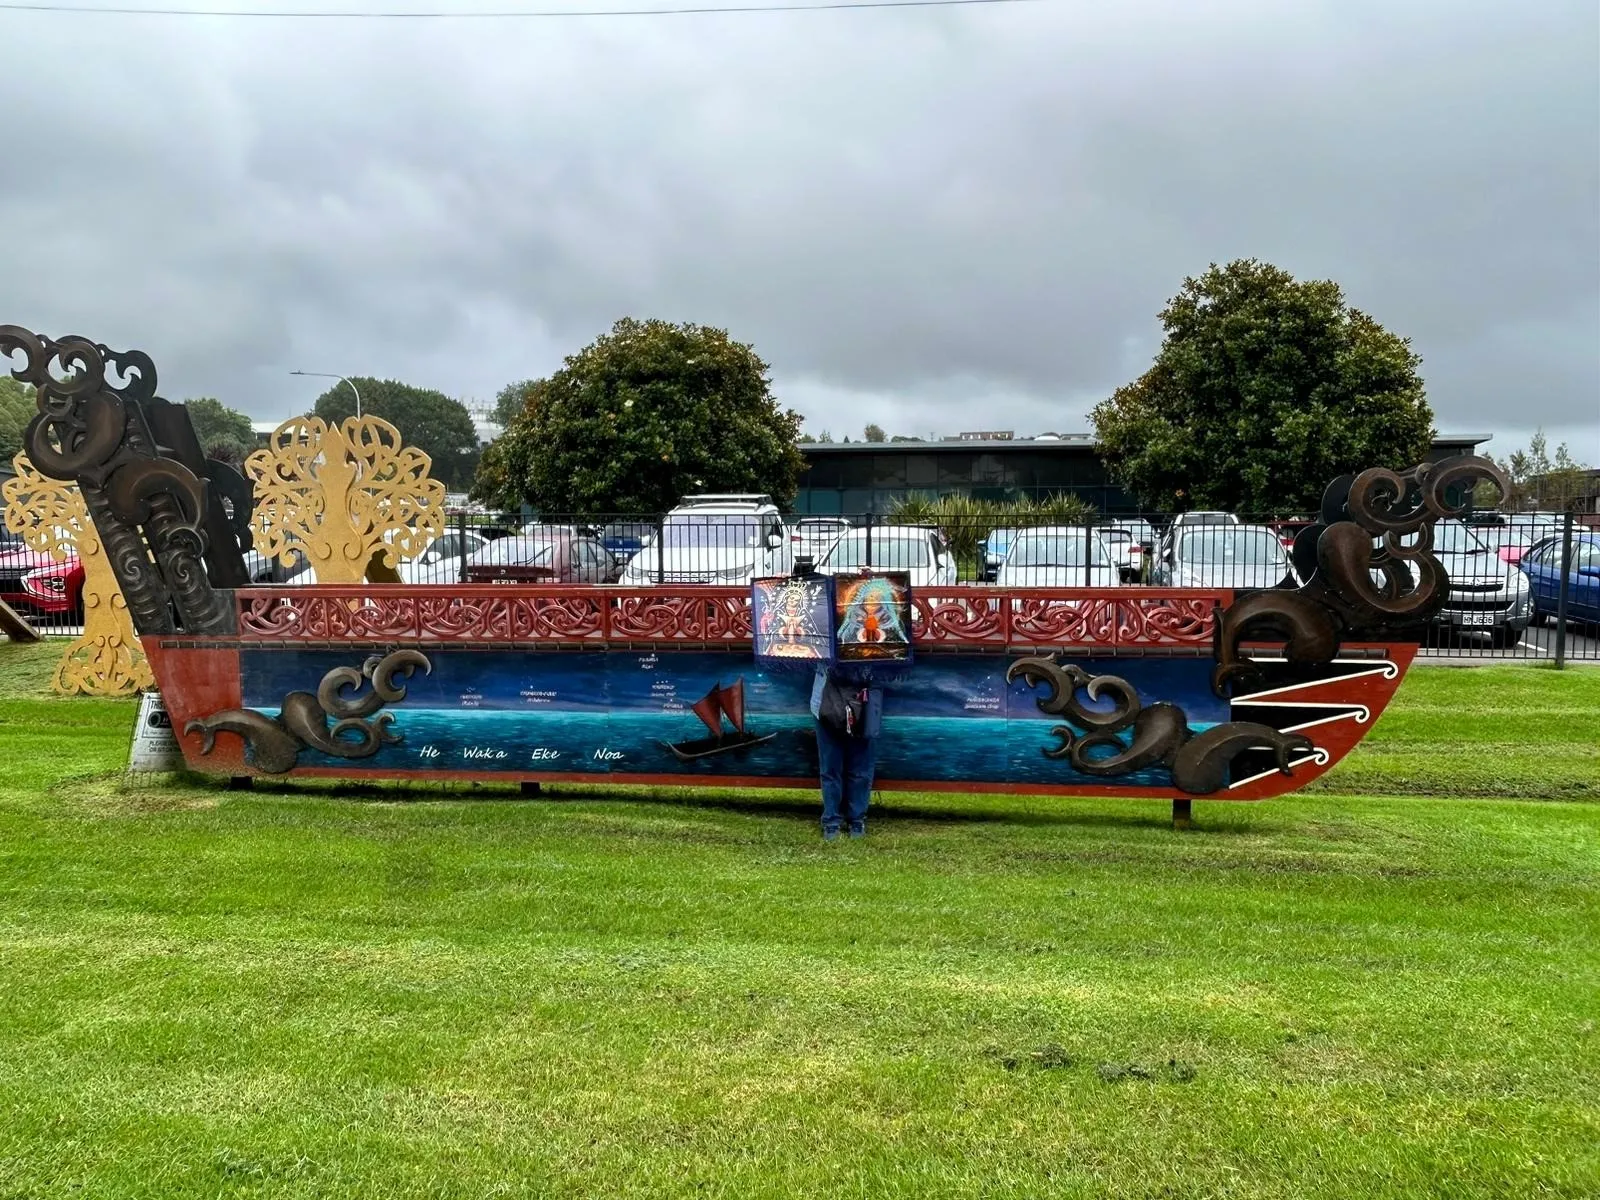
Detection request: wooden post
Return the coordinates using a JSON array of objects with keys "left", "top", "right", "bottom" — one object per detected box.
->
[
  {"left": 520, "top": 781, "right": 542, "bottom": 797},
  {"left": 228, "top": 776, "right": 253, "bottom": 791},
  {"left": 1172, "top": 798, "right": 1192, "bottom": 831}
]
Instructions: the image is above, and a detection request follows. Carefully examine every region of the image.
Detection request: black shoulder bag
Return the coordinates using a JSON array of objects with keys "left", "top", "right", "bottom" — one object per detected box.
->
[{"left": 818, "top": 676, "right": 867, "bottom": 737}]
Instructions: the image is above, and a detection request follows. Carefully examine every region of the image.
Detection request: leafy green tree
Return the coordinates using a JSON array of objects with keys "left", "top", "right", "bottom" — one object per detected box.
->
[
  {"left": 863, "top": 423, "right": 886, "bottom": 443},
  {"left": 0, "top": 376, "right": 35, "bottom": 464},
  {"left": 1481, "top": 429, "right": 1590, "bottom": 510},
  {"left": 493, "top": 378, "right": 546, "bottom": 429},
  {"left": 184, "top": 396, "right": 256, "bottom": 464},
  {"left": 312, "top": 378, "right": 481, "bottom": 490},
  {"left": 1092, "top": 259, "right": 1435, "bottom": 514},
  {"left": 474, "top": 318, "right": 805, "bottom": 514}
]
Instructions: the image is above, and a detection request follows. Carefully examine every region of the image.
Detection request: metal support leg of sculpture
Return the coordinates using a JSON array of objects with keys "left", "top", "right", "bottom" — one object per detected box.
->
[{"left": 1173, "top": 798, "right": 1193, "bottom": 831}]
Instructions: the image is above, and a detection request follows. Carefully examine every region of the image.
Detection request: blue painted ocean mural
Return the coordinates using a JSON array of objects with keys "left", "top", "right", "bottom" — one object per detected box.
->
[{"left": 240, "top": 649, "right": 1227, "bottom": 788}]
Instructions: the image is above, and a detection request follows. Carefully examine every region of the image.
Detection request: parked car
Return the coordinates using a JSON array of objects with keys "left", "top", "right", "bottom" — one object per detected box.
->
[
  {"left": 398, "top": 531, "right": 490, "bottom": 584},
  {"left": 465, "top": 533, "right": 621, "bottom": 584},
  {"left": 791, "top": 517, "right": 853, "bottom": 566},
  {"left": 1415, "top": 519, "right": 1532, "bottom": 647},
  {"left": 1158, "top": 525, "right": 1298, "bottom": 591},
  {"left": 0, "top": 542, "right": 85, "bottom": 619},
  {"left": 1102, "top": 518, "right": 1157, "bottom": 583},
  {"left": 1272, "top": 518, "right": 1317, "bottom": 550},
  {"left": 979, "top": 527, "right": 1020, "bottom": 582},
  {"left": 599, "top": 521, "right": 656, "bottom": 561},
  {"left": 1520, "top": 533, "right": 1600, "bottom": 627},
  {"left": 1157, "top": 510, "right": 1239, "bottom": 561},
  {"left": 1173, "top": 510, "right": 1239, "bottom": 528},
  {"left": 618, "top": 494, "right": 792, "bottom": 585},
  {"left": 241, "top": 547, "right": 314, "bottom": 584},
  {"left": 995, "top": 527, "right": 1121, "bottom": 589},
  {"left": 819, "top": 525, "right": 955, "bottom": 588},
  {"left": 1495, "top": 514, "right": 1564, "bottom": 566}
]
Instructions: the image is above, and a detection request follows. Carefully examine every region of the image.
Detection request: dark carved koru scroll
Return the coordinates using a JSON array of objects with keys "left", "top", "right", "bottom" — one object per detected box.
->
[
  {"left": 1212, "top": 455, "right": 1507, "bottom": 695},
  {"left": 0, "top": 325, "right": 254, "bottom": 636},
  {"left": 1006, "top": 655, "right": 1314, "bottom": 796},
  {"left": 187, "top": 648, "right": 430, "bottom": 774}
]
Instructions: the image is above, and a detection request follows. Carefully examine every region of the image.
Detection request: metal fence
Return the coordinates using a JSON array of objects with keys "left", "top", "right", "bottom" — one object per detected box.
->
[
  {"left": 0, "top": 531, "right": 87, "bottom": 638},
  {"left": 14, "top": 507, "right": 1590, "bottom": 661},
  {"left": 429, "top": 508, "right": 1595, "bottom": 663}
]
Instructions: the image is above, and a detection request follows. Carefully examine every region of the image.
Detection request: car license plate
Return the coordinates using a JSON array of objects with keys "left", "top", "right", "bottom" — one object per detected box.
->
[{"left": 1461, "top": 611, "right": 1496, "bottom": 627}]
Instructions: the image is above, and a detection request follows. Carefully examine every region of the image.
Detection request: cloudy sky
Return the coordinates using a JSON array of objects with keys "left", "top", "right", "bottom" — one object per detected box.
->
[{"left": 1, "top": 0, "right": 1596, "bottom": 459}]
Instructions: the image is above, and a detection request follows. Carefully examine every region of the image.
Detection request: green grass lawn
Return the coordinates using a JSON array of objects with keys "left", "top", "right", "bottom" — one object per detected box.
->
[{"left": 0, "top": 641, "right": 1595, "bottom": 1198}]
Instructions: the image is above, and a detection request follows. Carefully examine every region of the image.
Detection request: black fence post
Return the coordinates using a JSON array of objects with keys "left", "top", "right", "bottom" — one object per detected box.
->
[
  {"left": 655, "top": 516, "right": 665, "bottom": 585},
  {"left": 1554, "top": 510, "right": 1573, "bottom": 669},
  {"left": 864, "top": 511, "right": 875, "bottom": 570},
  {"left": 1083, "top": 521, "right": 1092, "bottom": 588},
  {"left": 456, "top": 507, "right": 469, "bottom": 584}
]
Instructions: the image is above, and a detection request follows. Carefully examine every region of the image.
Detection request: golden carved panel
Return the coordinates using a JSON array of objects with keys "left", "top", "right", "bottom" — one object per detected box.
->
[
  {"left": 244, "top": 416, "right": 447, "bottom": 584},
  {"left": 2, "top": 453, "right": 154, "bottom": 697}
]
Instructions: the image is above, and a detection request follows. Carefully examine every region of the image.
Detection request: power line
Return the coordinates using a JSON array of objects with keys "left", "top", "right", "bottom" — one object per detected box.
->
[{"left": 0, "top": 0, "right": 1045, "bottom": 18}]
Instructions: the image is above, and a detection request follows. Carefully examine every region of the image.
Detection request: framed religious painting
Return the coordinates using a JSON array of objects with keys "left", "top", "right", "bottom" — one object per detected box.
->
[
  {"left": 752, "top": 573, "right": 836, "bottom": 664},
  {"left": 833, "top": 572, "right": 913, "bottom": 664}
]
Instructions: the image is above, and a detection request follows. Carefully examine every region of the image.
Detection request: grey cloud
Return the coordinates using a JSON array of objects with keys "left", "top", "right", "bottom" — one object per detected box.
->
[{"left": 0, "top": 0, "right": 1593, "bottom": 458}]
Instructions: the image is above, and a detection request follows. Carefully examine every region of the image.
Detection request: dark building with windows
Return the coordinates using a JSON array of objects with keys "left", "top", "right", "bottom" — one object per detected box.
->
[{"left": 793, "top": 434, "right": 1491, "bottom": 515}]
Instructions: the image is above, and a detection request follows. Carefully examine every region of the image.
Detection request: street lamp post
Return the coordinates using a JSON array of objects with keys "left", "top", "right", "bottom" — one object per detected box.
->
[{"left": 289, "top": 370, "right": 362, "bottom": 419}]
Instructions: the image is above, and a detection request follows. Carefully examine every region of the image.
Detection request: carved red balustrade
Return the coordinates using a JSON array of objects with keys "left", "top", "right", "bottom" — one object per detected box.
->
[{"left": 235, "top": 585, "right": 1227, "bottom": 651}]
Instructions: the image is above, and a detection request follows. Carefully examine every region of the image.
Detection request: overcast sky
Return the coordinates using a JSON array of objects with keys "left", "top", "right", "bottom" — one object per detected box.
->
[{"left": 1, "top": 0, "right": 1596, "bottom": 459}]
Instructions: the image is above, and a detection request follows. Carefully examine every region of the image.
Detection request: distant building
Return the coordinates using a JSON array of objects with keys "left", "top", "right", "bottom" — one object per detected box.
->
[{"left": 794, "top": 433, "right": 1491, "bottom": 515}]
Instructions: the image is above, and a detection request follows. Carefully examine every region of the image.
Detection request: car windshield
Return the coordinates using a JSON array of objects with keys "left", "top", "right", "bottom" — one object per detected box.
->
[
  {"left": 1178, "top": 529, "right": 1284, "bottom": 566},
  {"left": 1431, "top": 521, "right": 1490, "bottom": 555},
  {"left": 1008, "top": 532, "right": 1110, "bottom": 568},
  {"left": 1099, "top": 528, "right": 1132, "bottom": 547},
  {"left": 662, "top": 515, "right": 761, "bottom": 551},
  {"left": 828, "top": 535, "right": 930, "bottom": 570},
  {"left": 474, "top": 538, "right": 554, "bottom": 566}
]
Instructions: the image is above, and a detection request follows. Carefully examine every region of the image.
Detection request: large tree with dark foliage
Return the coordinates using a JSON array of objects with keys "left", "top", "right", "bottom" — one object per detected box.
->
[
  {"left": 312, "top": 378, "right": 481, "bottom": 490},
  {"left": 475, "top": 318, "right": 805, "bottom": 514},
  {"left": 0, "top": 376, "right": 34, "bottom": 463},
  {"left": 183, "top": 396, "right": 256, "bottom": 464},
  {"left": 1092, "top": 260, "right": 1435, "bottom": 514}
]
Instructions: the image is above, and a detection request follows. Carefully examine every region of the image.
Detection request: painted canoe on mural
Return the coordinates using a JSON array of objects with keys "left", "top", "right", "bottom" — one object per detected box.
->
[{"left": 2, "top": 325, "right": 1504, "bottom": 802}]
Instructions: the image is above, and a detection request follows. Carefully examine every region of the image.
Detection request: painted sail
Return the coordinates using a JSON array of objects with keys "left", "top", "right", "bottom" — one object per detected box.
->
[
  {"left": 717, "top": 681, "right": 746, "bottom": 733},
  {"left": 690, "top": 687, "right": 725, "bottom": 738}
]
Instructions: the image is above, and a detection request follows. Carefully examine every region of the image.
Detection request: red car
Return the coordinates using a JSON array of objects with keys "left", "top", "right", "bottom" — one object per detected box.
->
[
  {"left": 0, "top": 542, "right": 85, "bottom": 618},
  {"left": 463, "top": 534, "right": 622, "bottom": 584}
]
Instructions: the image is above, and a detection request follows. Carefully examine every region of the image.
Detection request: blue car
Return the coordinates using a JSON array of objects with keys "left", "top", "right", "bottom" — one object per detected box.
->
[
  {"left": 600, "top": 521, "right": 656, "bottom": 560},
  {"left": 980, "top": 527, "right": 1018, "bottom": 581},
  {"left": 1521, "top": 534, "right": 1600, "bottom": 625}
]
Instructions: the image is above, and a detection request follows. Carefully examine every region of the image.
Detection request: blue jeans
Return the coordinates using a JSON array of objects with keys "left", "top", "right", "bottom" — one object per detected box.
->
[{"left": 816, "top": 719, "right": 877, "bottom": 834}]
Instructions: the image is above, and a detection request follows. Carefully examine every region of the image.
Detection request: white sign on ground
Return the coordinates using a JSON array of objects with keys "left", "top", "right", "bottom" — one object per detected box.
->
[{"left": 127, "top": 691, "right": 184, "bottom": 774}]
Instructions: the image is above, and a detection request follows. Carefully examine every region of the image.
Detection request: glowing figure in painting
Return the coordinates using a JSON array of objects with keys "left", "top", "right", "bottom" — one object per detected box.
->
[
  {"left": 836, "top": 576, "right": 909, "bottom": 654},
  {"left": 757, "top": 577, "right": 830, "bottom": 659}
]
